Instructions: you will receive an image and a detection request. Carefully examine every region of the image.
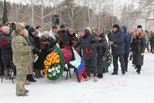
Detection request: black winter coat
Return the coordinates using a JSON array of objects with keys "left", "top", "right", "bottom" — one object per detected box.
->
[
  {"left": 110, "top": 30, "right": 125, "bottom": 56},
  {"left": 74, "top": 32, "right": 98, "bottom": 60},
  {"left": 0, "top": 33, "right": 12, "bottom": 66},
  {"left": 34, "top": 38, "right": 56, "bottom": 70},
  {"left": 29, "top": 33, "right": 41, "bottom": 55},
  {"left": 97, "top": 33, "right": 108, "bottom": 57},
  {"left": 131, "top": 32, "right": 146, "bottom": 65},
  {"left": 150, "top": 34, "right": 154, "bottom": 47},
  {"left": 57, "top": 30, "right": 69, "bottom": 48}
]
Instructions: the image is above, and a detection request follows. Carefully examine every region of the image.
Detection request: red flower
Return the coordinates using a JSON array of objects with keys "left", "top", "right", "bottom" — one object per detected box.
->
[
  {"left": 40, "top": 42, "right": 46, "bottom": 46},
  {"left": 86, "top": 48, "right": 93, "bottom": 54},
  {"left": 2, "top": 39, "right": 8, "bottom": 47}
]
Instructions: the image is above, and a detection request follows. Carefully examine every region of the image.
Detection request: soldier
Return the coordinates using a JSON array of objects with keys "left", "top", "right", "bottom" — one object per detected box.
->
[{"left": 12, "top": 23, "right": 33, "bottom": 96}]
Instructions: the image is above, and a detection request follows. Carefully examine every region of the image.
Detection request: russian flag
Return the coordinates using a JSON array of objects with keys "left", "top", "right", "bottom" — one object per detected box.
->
[{"left": 69, "top": 48, "right": 87, "bottom": 82}]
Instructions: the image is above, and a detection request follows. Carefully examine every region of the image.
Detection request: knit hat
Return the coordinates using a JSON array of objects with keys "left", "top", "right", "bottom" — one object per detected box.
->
[
  {"left": 28, "top": 27, "right": 36, "bottom": 33},
  {"left": 15, "top": 23, "right": 25, "bottom": 33},
  {"left": 1, "top": 26, "right": 10, "bottom": 33},
  {"left": 113, "top": 24, "right": 120, "bottom": 29},
  {"left": 60, "top": 24, "right": 65, "bottom": 28},
  {"left": 25, "top": 25, "right": 30, "bottom": 30}
]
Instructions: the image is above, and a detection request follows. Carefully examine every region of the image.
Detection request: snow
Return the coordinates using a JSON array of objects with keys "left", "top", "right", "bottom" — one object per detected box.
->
[{"left": 1, "top": 52, "right": 154, "bottom": 103}]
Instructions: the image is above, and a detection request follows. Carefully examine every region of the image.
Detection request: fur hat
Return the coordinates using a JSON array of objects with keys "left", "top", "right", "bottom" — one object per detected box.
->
[{"left": 113, "top": 24, "right": 120, "bottom": 29}]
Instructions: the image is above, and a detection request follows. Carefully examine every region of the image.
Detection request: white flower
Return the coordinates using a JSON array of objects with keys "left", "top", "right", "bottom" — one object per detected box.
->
[
  {"left": 55, "top": 67, "right": 58, "bottom": 71},
  {"left": 53, "top": 72, "right": 56, "bottom": 76},
  {"left": 57, "top": 70, "right": 60, "bottom": 73},
  {"left": 48, "top": 69, "right": 52, "bottom": 72},
  {"left": 52, "top": 68, "right": 55, "bottom": 71},
  {"left": 58, "top": 65, "right": 60, "bottom": 69},
  {"left": 49, "top": 75, "right": 52, "bottom": 77}
]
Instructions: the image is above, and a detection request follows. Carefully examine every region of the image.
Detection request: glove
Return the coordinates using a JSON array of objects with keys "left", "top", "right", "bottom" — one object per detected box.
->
[{"left": 86, "top": 48, "right": 93, "bottom": 54}]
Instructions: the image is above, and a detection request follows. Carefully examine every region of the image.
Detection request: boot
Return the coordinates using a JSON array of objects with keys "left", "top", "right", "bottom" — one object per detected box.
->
[
  {"left": 97, "top": 74, "right": 103, "bottom": 78},
  {"left": 112, "top": 71, "right": 118, "bottom": 75},
  {"left": 136, "top": 69, "right": 141, "bottom": 74},
  {"left": 16, "top": 90, "right": 29, "bottom": 96},
  {"left": 34, "top": 70, "right": 40, "bottom": 78},
  {"left": 27, "top": 74, "right": 36, "bottom": 82},
  {"left": 38, "top": 70, "right": 44, "bottom": 78},
  {"left": 122, "top": 70, "right": 125, "bottom": 75}
]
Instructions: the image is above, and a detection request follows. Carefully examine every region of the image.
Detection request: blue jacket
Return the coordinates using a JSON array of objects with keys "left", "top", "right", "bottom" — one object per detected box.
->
[
  {"left": 110, "top": 29, "right": 125, "bottom": 56},
  {"left": 123, "top": 26, "right": 132, "bottom": 54}
]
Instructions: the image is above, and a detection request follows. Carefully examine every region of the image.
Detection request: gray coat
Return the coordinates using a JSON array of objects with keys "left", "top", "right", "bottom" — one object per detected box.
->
[
  {"left": 131, "top": 32, "right": 146, "bottom": 65},
  {"left": 96, "top": 33, "right": 109, "bottom": 74}
]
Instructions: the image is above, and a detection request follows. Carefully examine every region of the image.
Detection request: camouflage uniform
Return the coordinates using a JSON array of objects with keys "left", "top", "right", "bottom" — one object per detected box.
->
[{"left": 11, "top": 25, "right": 33, "bottom": 96}]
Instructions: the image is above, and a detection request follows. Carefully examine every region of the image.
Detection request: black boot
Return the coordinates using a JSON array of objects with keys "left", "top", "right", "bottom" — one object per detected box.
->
[
  {"left": 27, "top": 74, "right": 36, "bottom": 82},
  {"left": 136, "top": 69, "right": 141, "bottom": 74},
  {"left": 136, "top": 65, "right": 141, "bottom": 74},
  {"left": 112, "top": 71, "right": 118, "bottom": 75},
  {"left": 97, "top": 74, "right": 103, "bottom": 78},
  {"left": 122, "top": 70, "right": 125, "bottom": 75}
]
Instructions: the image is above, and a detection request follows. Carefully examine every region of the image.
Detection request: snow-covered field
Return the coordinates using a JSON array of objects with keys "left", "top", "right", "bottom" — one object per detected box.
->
[{"left": 0, "top": 52, "right": 154, "bottom": 103}]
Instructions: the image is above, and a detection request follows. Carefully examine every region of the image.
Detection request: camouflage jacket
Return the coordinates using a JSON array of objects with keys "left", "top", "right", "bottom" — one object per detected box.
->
[{"left": 11, "top": 31, "right": 33, "bottom": 65}]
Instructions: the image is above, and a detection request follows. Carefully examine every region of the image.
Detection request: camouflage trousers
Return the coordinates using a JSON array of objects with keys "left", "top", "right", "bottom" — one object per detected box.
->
[{"left": 16, "top": 64, "right": 28, "bottom": 95}]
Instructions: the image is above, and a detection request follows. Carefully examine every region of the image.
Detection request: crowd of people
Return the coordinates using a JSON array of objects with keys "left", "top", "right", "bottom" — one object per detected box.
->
[{"left": 0, "top": 22, "right": 152, "bottom": 96}]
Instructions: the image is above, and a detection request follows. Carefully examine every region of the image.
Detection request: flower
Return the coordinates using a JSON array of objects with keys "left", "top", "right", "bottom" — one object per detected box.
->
[
  {"left": 57, "top": 70, "right": 60, "bottom": 73},
  {"left": 48, "top": 69, "right": 52, "bottom": 72}
]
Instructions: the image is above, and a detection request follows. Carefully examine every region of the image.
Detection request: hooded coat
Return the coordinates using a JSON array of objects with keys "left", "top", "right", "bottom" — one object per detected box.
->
[{"left": 123, "top": 26, "right": 132, "bottom": 54}]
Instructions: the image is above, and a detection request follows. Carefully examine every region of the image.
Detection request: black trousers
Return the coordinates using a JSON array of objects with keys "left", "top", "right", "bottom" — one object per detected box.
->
[
  {"left": 85, "top": 58, "right": 97, "bottom": 77},
  {"left": 113, "top": 55, "right": 126, "bottom": 73},
  {"left": 124, "top": 53, "right": 129, "bottom": 71}
]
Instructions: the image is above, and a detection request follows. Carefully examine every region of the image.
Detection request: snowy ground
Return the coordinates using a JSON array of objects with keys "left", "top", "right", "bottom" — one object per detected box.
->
[{"left": 0, "top": 52, "right": 154, "bottom": 103}]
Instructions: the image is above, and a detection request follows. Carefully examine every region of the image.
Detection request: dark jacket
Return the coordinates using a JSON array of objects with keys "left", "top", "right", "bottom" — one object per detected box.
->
[
  {"left": 0, "top": 33, "right": 12, "bottom": 66},
  {"left": 57, "top": 30, "right": 69, "bottom": 48},
  {"left": 74, "top": 30, "right": 98, "bottom": 60},
  {"left": 29, "top": 33, "right": 41, "bottom": 55},
  {"left": 68, "top": 33, "right": 78, "bottom": 46},
  {"left": 110, "top": 29, "right": 125, "bottom": 56},
  {"left": 131, "top": 32, "right": 146, "bottom": 65},
  {"left": 97, "top": 33, "right": 108, "bottom": 57},
  {"left": 34, "top": 37, "right": 56, "bottom": 70},
  {"left": 150, "top": 34, "right": 154, "bottom": 47},
  {"left": 123, "top": 26, "right": 132, "bottom": 54}
]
